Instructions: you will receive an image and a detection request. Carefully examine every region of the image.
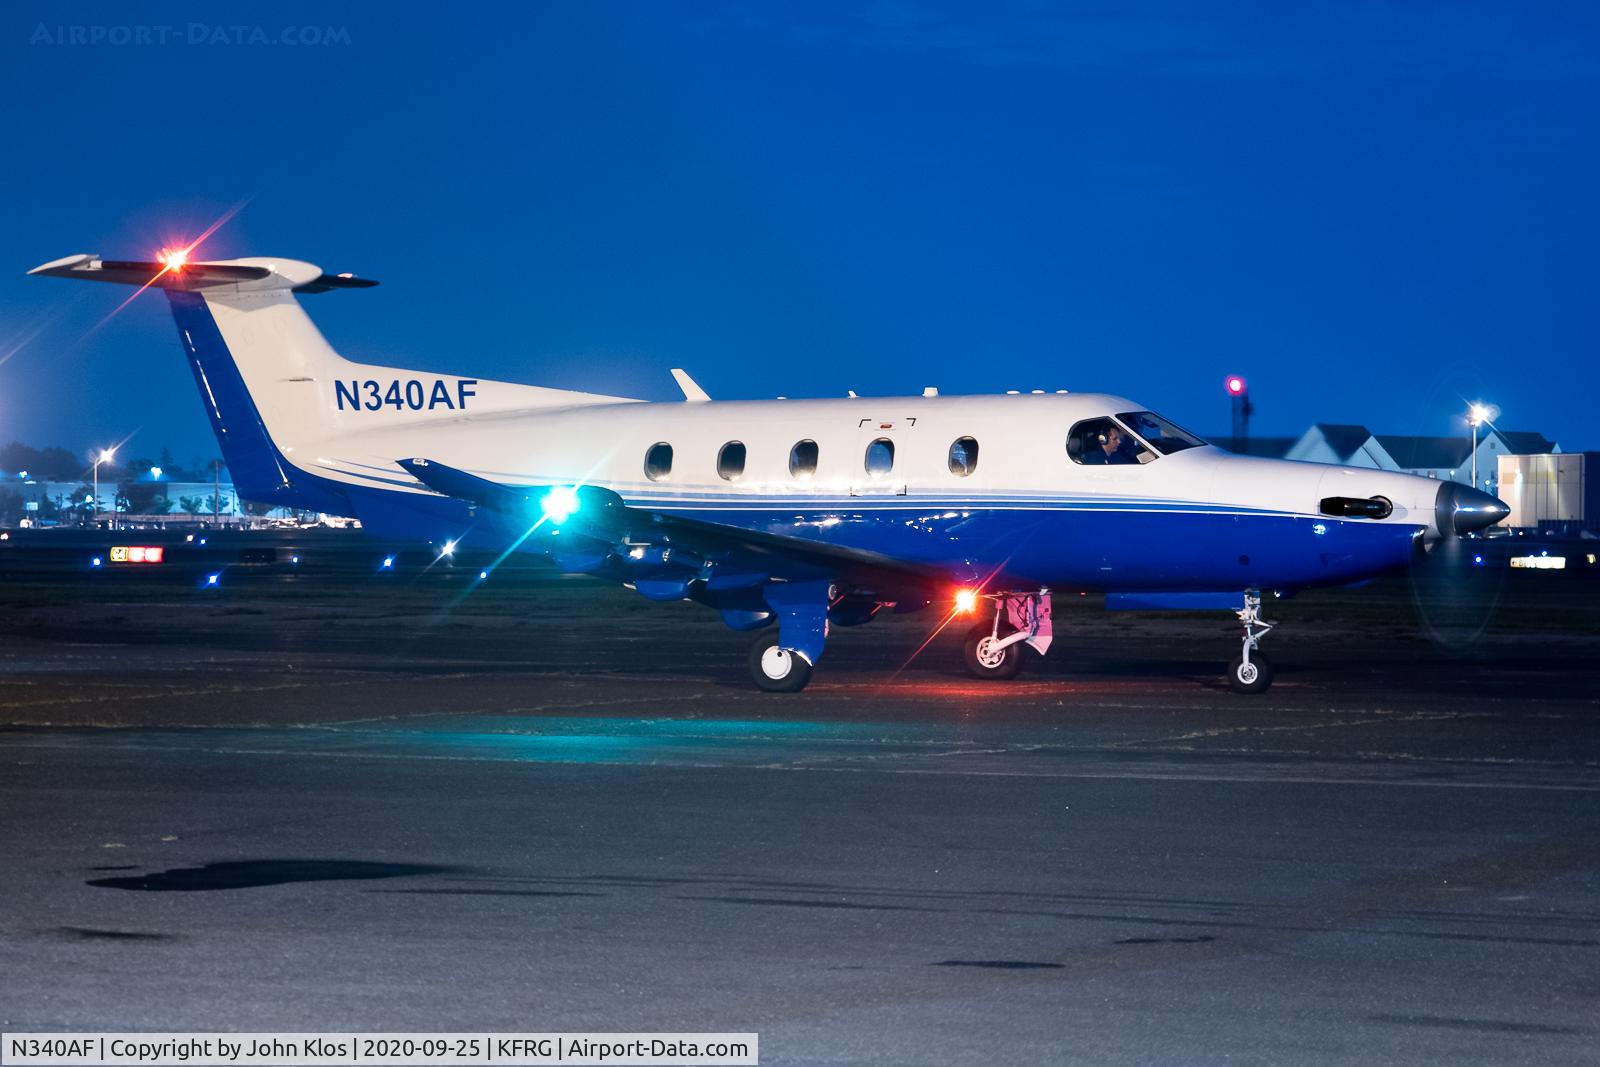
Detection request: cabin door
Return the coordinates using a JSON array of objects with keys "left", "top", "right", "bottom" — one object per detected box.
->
[{"left": 850, "top": 415, "right": 915, "bottom": 496}]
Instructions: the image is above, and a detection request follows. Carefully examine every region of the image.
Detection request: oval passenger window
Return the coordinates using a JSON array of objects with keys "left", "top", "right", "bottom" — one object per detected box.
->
[
  {"left": 718, "top": 441, "right": 747, "bottom": 481},
  {"left": 948, "top": 437, "right": 978, "bottom": 476},
  {"left": 864, "top": 438, "right": 895, "bottom": 476},
  {"left": 644, "top": 442, "right": 673, "bottom": 481},
  {"left": 789, "top": 439, "right": 819, "bottom": 479}
]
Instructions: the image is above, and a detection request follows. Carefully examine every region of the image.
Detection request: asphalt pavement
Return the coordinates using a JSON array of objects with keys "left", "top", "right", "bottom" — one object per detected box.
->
[{"left": 2, "top": 570, "right": 1597, "bottom": 1065}]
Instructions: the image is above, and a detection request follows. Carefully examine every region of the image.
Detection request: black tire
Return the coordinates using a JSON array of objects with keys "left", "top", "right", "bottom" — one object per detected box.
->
[
  {"left": 1227, "top": 650, "right": 1274, "bottom": 694},
  {"left": 749, "top": 632, "right": 813, "bottom": 693},
  {"left": 963, "top": 621, "right": 1023, "bottom": 680}
]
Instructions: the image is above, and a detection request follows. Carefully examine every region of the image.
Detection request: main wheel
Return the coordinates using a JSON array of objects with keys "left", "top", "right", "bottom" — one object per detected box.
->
[
  {"left": 749, "top": 632, "right": 813, "bottom": 693},
  {"left": 963, "top": 622, "right": 1023, "bottom": 680},
  {"left": 1227, "top": 650, "right": 1274, "bottom": 694}
]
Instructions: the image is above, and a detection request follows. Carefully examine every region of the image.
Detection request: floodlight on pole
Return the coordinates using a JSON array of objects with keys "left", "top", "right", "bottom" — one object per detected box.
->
[
  {"left": 91, "top": 446, "right": 117, "bottom": 524},
  {"left": 1467, "top": 402, "right": 1497, "bottom": 489}
]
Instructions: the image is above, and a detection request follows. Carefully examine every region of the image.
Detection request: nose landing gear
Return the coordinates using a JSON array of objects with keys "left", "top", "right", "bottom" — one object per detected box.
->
[{"left": 1227, "top": 591, "right": 1275, "bottom": 694}]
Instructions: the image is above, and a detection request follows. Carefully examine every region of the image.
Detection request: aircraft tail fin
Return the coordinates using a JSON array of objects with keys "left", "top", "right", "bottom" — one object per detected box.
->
[{"left": 29, "top": 253, "right": 637, "bottom": 512}]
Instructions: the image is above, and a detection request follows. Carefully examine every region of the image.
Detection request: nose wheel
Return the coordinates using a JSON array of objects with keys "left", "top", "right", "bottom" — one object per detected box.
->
[
  {"left": 1227, "top": 650, "right": 1274, "bottom": 693},
  {"left": 1228, "top": 591, "right": 1275, "bottom": 694},
  {"left": 750, "top": 632, "right": 814, "bottom": 693}
]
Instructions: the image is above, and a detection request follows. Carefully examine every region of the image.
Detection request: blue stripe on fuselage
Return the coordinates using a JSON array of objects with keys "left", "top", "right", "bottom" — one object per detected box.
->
[{"left": 166, "top": 290, "right": 352, "bottom": 515}]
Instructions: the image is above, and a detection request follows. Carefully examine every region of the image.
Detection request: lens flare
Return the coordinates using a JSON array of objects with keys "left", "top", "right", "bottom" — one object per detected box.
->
[{"left": 540, "top": 486, "right": 581, "bottom": 524}]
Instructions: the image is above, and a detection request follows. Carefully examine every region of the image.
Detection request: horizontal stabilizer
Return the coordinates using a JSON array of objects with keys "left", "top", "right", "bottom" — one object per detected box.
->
[{"left": 28, "top": 254, "right": 377, "bottom": 294}]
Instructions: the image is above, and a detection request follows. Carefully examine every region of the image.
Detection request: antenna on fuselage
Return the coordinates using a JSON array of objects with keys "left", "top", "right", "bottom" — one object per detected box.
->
[{"left": 671, "top": 369, "right": 710, "bottom": 402}]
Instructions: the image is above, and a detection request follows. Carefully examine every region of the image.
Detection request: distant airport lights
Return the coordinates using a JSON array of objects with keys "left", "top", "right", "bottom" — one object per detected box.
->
[{"left": 107, "top": 546, "right": 164, "bottom": 564}]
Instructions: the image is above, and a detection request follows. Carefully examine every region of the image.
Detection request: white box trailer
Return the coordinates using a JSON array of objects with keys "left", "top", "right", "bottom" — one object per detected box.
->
[{"left": 1498, "top": 452, "right": 1595, "bottom": 533}]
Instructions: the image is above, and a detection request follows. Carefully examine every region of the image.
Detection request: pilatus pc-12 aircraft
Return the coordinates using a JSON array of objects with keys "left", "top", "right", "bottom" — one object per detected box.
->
[{"left": 31, "top": 252, "right": 1511, "bottom": 693}]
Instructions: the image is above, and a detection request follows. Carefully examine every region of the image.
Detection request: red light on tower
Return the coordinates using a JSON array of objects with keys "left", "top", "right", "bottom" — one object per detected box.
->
[{"left": 1227, "top": 375, "right": 1253, "bottom": 451}]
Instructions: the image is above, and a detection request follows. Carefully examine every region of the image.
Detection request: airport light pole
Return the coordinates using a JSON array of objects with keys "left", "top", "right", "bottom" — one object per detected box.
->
[
  {"left": 1468, "top": 403, "right": 1492, "bottom": 490},
  {"left": 1226, "top": 376, "right": 1251, "bottom": 452},
  {"left": 91, "top": 447, "right": 115, "bottom": 524}
]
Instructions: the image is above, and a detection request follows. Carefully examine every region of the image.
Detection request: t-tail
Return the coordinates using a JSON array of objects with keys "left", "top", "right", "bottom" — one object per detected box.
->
[{"left": 28, "top": 253, "right": 634, "bottom": 514}]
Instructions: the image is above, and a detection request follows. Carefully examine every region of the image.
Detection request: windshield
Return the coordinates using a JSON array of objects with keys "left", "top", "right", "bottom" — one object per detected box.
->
[
  {"left": 1067, "top": 417, "right": 1154, "bottom": 466},
  {"left": 1115, "top": 411, "right": 1207, "bottom": 456}
]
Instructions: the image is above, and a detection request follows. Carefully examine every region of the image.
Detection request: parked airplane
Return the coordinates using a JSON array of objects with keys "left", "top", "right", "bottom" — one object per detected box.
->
[{"left": 30, "top": 252, "right": 1510, "bottom": 693}]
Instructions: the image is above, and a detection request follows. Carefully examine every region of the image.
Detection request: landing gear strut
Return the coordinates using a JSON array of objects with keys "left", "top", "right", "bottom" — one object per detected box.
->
[
  {"left": 963, "top": 620, "right": 1023, "bottom": 679},
  {"left": 747, "top": 580, "right": 832, "bottom": 693},
  {"left": 961, "top": 590, "right": 1051, "bottom": 681},
  {"left": 1227, "top": 591, "right": 1275, "bottom": 694}
]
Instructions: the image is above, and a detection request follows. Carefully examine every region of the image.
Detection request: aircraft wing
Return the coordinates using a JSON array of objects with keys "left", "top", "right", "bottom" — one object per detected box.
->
[{"left": 396, "top": 458, "right": 946, "bottom": 600}]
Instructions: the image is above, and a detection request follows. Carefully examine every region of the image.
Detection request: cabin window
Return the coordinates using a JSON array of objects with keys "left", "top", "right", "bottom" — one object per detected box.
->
[
  {"left": 644, "top": 442, "right": 673, "bottom": 481},
  {"left": 864, "top": 437, "right": 895, "bottom": 476},
  {"left": 1067, "top": 418, "right": 1153, "bottom": 466},
  {"left": 789, "top": 439, "right": 819, "bottom": 479},
  {"left": 718, "top": 441, "right": 747, "bottom": 481},
  {"left": 948, "top": 436, "right": 979, "bottom": 477}
]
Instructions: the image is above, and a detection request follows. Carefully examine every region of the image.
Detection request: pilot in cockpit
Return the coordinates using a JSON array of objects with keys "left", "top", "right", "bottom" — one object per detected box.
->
[{"left": 1085, "top": 423, "right": 1138, "bottom": 465}]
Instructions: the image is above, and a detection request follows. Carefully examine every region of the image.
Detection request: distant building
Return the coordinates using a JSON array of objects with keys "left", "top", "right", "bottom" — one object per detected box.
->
[
  {"left": 1283, "top": 425, "right": 1395, "bottom": 468},
  {"left": 1276, "top": 424, "right": 1559, "bottom": 494},
  {"left": 1208, "top": 436, "right": 1299, "bottom": 460},
  {"left": 1499, "top": 452, "right": 1598, "bottom": 535}
]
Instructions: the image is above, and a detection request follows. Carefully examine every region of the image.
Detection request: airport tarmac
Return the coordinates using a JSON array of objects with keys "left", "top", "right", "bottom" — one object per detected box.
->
[{"left": 1, "top": 571, "right": 1597, "bottom": 1065}]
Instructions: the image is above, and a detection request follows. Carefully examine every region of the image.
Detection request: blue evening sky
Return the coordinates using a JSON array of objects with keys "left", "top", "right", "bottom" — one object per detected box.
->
[{"left": 2, "top": 2, "right": 1596, "bottom": 469}]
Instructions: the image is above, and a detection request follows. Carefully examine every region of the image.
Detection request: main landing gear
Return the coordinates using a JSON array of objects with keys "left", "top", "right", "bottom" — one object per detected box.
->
[
  {"left": 747, "top": 580, "right": 832, "bottom": 693},
  {"left": 1227, "top": 591, "right": 1275, "bottom": 694},
  {"left": 750, "top": 632, "right": 813, "bottom": 693}
]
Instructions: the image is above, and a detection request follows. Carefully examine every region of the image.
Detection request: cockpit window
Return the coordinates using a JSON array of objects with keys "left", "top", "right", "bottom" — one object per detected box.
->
[
  {"left": 1067, "top": 418, "right": 1153, "bottom": 466},
  {"left": 1115, "top": 411, "right": 1206, "bottom": 456}
]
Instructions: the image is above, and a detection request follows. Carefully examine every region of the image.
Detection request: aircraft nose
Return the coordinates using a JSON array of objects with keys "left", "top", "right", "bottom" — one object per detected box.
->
[{"left": 1434, "top": 481, "right": 1510, "bottom": 536}]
